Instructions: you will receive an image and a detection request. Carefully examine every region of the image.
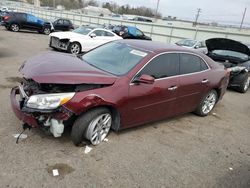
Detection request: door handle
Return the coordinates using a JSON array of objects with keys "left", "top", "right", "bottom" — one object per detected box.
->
[
  {"left": 168, "top": 86, "right": 178, "bottom": 91},
  {"left": 201, "top": 79, "right": 209, "bottom": 83}
]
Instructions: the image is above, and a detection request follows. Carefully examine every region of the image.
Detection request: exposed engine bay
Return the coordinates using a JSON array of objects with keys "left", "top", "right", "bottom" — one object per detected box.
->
[
  {"left": 18, "top": 77, "right": 108, "bottom": 137},
  {"left": 22, "top": 78, "right": 105, "bottom": 95}
]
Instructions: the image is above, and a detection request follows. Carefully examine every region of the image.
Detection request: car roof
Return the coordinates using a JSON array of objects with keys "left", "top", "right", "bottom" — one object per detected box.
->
[{"left": 117, "top": 40, "right": 198, "bottom": 53}]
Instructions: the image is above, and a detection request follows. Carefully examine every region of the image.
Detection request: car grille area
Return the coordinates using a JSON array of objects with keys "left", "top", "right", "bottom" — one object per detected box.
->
[{"left": 50, "top": 37, "right": 69, "bottom": 50}]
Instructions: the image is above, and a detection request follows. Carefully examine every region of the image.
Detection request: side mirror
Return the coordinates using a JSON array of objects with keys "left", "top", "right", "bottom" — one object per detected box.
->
[
  {"left": 194, "top": 45, "right": 200, "bottom": 49},
  {"left": 89, "top": 33, "right": 96, "bottom": 38},
  {"left": 134, "top": 74, "right": 155, "bottom": 84}
]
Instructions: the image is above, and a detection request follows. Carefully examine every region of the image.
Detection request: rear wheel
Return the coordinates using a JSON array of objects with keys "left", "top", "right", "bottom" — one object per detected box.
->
[
  {"left": 194, "top": 90, "right": 218, "bottom": 116},
  {"left": 71, "top": 108, "right": 112, "bottom": 146},
  {"left": 10, "top": 23, "right": 19, "bottom": 32}
]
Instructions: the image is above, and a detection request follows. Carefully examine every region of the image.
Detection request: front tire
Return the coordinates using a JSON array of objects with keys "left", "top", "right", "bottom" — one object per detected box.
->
[
  {"left": 71, "top": 108, "right": 112, "bottom": 146},
  {"left": 194, "top": 90, "right": 218, "bottom": 117},
  {"left": 68, "top": 42, "right": 81, "bottom": 54},
  {"left": 237, "top": 74, "right": 250, "bottom": 93},
  {"left": 10, "top": 23, "right": 20, "bottom": 32}
]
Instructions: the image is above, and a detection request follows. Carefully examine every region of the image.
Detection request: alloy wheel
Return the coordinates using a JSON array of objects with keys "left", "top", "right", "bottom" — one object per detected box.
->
[
  {"left": 202, "top": 92, "right": 217, "bottom": 114},
  {"left": 11, "top": 24, "right": 19, "bottom": 32},
  {"left": 70, "top": 43, "right": 80, "bottom": 54},
  {"left": 86, "top": 113, "right": 112, "bottom": 145},
  {"left": 243, "top": 77, "right": 250, "bottom": 92},
  {"left": 43, "top": 28, "right": 51, "bottom": 35}
]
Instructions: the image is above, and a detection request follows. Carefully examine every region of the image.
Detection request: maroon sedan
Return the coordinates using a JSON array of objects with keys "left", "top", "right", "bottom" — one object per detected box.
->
[{"left": 10, "top": 40, "right": 229, "bottom": 145}]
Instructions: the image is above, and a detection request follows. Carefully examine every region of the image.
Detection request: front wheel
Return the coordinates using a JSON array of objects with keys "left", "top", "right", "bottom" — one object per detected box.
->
[
  {"left": 71, "top": 108, "right": 112, "bottom": 146},
  {"left": 194, "top": 90, "right": 218, "bottom": 116},
  {"left": 237, "top": 75, "right": 250, "bottom": 93},
  {"left": 43, "top": 27, "right": 51, "bottom": 35},
  {"left": 68, "top": 42, "right": 81, "bottom": 54}
]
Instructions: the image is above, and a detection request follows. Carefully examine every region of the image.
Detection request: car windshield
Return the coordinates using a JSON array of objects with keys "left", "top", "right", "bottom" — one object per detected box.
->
[
  {"left": 73, "top": 26, "right": 93, "bottom": 35},
  {"left": 212, "top": 50, "right": 249, "bottom": 60},
  {"left": 82, "top": 42, "right": 148, "bottom": 76},
  {"left": 176, "top": 39, "right": 197, "bottom": 47}
]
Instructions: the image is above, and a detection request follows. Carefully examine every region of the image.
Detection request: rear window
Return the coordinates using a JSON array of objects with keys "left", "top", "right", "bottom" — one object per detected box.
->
[{"left": 180, "top": 54, "right": 208, "bottom": 74}]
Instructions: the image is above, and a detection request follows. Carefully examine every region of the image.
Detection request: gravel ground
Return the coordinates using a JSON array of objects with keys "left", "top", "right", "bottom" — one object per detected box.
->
[{"left": 0, "top": 27, "right": 249, "bottom": 188}]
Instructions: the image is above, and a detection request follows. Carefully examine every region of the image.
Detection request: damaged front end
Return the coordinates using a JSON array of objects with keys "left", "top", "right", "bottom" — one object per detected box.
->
[
  {"left": 50, "top": 36, "right": 70, "bottom": 51},
  {"left": 11, "top": 78, "right": 104, "bottom": 137}
]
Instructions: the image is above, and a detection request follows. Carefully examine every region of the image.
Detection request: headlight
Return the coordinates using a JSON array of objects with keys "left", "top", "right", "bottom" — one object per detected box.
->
[{"left": 26, "top": 93, "right": 75, "bottom": 110}]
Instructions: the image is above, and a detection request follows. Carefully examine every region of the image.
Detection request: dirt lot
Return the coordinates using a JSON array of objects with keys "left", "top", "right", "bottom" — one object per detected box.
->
[{"left": 0, "top": 27, "right": 249, "bottom": 188}]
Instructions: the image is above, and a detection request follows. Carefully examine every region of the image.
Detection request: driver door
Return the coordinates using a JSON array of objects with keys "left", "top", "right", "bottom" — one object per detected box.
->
[{"left": 125, "top": 53, "right": 180, "bottom": 128}]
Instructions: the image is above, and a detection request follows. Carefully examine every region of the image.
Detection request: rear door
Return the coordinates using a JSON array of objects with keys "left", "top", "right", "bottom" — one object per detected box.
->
[
  {"left": 125, "top": 53, "right": 180, "bottom": 127},
  {"left": 54, "top": 19, "right": 64, "bottom": 31},
  {"left": 26, "top": 14, "right": 44, "bottom": 31},
  {"left": 175, "top": 53, "right": 210, "bottom": 114},
  {"left": 15, "top": 13, "right": 27, "bottom": 29}
]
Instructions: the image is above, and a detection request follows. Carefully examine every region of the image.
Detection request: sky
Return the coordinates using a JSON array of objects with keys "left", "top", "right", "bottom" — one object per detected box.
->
[{"left": 99, "top": 0, "right": 250, "bottom": 26}]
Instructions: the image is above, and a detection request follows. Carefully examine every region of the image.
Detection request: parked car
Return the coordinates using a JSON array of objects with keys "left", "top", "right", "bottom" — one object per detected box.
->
[
  {"left": 49, "top": 25, "right": 122, "bottom": 54},
  {"left": 112, "top": 25, "right": 152, "bottom": 40},
  {"left": 131, "top": 16, "right": 153, "bottom": 22},
  {"left": 1, "top": 12, "right": 51, "bottom": 34},
  {"left": 10, "top": 40, "right": 229, "bottom": 146},
  {"left": 175, "top": 39, "right": 208, "bottom": 54},
  {"left": 48, "top": 18, "right": 74, "bottom": 32},
  {"left": 206, "top": 38, "right": 250, "bottom": 93}
]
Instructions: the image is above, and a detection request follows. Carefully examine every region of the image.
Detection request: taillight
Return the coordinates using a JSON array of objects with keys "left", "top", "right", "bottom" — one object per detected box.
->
[{"left": 3, "top": 16, "right": 10, "bottom": 20}]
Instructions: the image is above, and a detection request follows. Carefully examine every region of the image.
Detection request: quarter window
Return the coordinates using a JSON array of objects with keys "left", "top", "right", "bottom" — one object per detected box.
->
[
  {"left": 138, "top": 54, "right": 179, "bottom": 79},
  {"left": 180, "top": 54, "right": 208, "bottom": 74}
]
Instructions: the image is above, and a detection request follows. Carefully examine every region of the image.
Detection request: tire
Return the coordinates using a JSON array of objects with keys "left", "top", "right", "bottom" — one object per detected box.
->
[
  {"left": 71, "top": 107, "right": 112, "bottom": 146},
  {"left": 194, "top": 90, "right": 218, "bottom": 117},
  {"left": 67, "top": 42, "right": 81, "bottom": 54},
  {"left": 236, "top": 74, "right": 250, "bottom": 93},
  {"left": 10, "top": 23, "right": 20, "bottom": 32},
  {"left": 43, "top": 27, "right": 51, "bottom": 35}
]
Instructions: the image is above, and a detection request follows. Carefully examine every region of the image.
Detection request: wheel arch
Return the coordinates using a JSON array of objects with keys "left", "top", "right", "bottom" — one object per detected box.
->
[{"left": 76, "top": 105, "right": 121, "bottom": 132}]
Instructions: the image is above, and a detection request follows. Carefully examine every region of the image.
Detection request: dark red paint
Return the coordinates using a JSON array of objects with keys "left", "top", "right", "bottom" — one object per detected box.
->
[{"left": 11, "top": 40, "right": 229, "bottom": 130}]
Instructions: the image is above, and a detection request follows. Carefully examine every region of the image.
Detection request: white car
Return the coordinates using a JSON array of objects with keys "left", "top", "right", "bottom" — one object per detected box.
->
[
  {"left": 49, "top": 25, "right": 122, "bottom": 54},
  {"left": 175, "top": 39, "right": 208, "bottom": 54}
]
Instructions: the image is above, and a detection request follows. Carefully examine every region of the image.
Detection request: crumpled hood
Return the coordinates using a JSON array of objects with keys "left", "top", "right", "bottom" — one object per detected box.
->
[
  {"left": 20, "top": 52, "right": 117, "bottom": 84},
  {"left": 206, "top": 38, "right": 250, "bottom": 56},
  {"left": 49, "top": 31, "right": 88, "bottom": 39}
]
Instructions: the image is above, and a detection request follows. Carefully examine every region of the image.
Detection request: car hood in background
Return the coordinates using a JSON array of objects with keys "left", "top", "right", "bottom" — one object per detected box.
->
[
  {"left": 20, "top": 52, "right": 117, "bottom": 84},
  {"left": 49, "top": 31, "right": 88, "bottom": 39},
  {"left": 206, "top": 38, "right": 250, "bottom": 56}
]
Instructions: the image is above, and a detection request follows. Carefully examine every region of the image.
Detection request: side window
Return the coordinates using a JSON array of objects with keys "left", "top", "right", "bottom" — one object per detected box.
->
[
  {"left": 57, "top": 19, "right": 64, "bottom": 25},
  {"left": 93, "top": 30, "right": 105, "bottom": 36},
  {"left": 138, "top": 54, "right": 179, "bottom": 79},
  {"left": 180, "top": 54, "right": 208, "bottom": 74},
  {"left": 136, "top": 29, "right": 144, "bottom": 37},
  {"left": 18, "top": 13, "right": 26, "bottom": 20},
  {"left": 201, "top": 59, "right": 209, "bottom": 70},
  {"left": 27, "top": 14, "right": 38, "bottom": 23},
  {"left": 104, "top": 31, "right": 114, "bottom": 37},
  {"left": 63, "top": 20, "right": 70, "bottom": 25},
  {"left": 201, "top": 41, "right": 206, "bottom": 48},
  {"left": 196, "top": 42, "right": 202, "bottom": 48}
]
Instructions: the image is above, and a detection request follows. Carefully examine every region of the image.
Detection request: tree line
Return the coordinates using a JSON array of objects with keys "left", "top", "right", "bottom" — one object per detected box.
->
[{"left": 24, "top": 0, "right": 161, "bottom": 18}]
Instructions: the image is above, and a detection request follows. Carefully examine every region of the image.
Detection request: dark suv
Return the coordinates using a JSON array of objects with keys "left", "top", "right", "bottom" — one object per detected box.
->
[
  {"left": 49, "top": 18, "right": 74, "bottom": 32},
  {"left": 112, "top": 25, "right": 152, "bottom": 40},
  {"left": 1, "top": 12, "right": 52, "bottom": 34}
]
